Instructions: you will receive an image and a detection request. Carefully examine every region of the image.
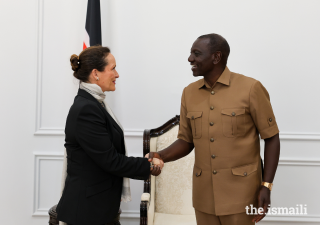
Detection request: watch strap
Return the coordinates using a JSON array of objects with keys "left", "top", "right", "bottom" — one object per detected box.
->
[{"left": 261, "top": 182, "right": 273, "bottom": 191}]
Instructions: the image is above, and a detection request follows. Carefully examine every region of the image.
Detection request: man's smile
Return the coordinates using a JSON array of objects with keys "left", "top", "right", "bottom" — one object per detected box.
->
[{"left": 191, "top": 64, "right": 198, "bottom": 71}]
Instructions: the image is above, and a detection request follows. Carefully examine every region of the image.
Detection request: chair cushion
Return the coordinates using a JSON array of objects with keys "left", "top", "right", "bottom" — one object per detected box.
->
[
  {"left": 154, "top": 213, "right": 196, "bottom": 225},
  {"left": 154, "top": 125, "right": 195, "bottom": 215}
]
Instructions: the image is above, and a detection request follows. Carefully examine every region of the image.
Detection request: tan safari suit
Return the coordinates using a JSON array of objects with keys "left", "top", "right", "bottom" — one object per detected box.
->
[{"left": 177, "top": 67, "right": 279, "bottom": 219}]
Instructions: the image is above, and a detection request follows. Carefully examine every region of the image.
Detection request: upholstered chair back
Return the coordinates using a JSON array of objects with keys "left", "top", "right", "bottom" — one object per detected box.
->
[{"left": 150, "top": 125, "right": 195, "bottom": 215}]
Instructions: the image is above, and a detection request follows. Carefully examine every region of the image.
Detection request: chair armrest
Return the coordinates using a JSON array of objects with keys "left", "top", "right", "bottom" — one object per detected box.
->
[
  {"left": 147, "top": 175, "right": 156, "bottom": 225},
  {"left": 48, "top": 205, "right": 58, "bottom": 225},
  {"left": 140, "top": 175, "right": 156, "bottom": 225},
  {"left": 141, "top": 193, "right": 151, "bottom": 202},
  {"left": 141, "top": 134, "right": 157, "bottom": 225},
  {"left": 140, "top": 192, "right": 150, "bottom": 225}
]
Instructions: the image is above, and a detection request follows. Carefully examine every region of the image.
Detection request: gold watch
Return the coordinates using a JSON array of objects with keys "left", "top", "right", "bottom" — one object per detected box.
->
[{"left": 261, "top": 182, "right": 273, "bottom": 191}]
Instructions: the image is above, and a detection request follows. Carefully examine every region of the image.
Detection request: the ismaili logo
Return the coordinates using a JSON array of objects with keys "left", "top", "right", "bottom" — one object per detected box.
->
[{"left": 245, "top": 204, "right": 307, "bottom": 215}]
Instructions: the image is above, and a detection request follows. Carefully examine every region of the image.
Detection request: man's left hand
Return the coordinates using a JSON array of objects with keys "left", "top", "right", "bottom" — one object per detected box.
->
[{"left": 252, "top": 186, "right": 270, "bottom": 223}]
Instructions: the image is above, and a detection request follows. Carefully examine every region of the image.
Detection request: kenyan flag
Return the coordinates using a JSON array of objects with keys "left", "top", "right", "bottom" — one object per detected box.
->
[{"left": 83, "top": 0, "right": 102, "bottom": 49}]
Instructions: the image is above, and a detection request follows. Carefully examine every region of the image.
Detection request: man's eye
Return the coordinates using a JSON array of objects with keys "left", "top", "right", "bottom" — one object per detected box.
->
[{"left": 194, "top": 52, "right": 200, "bottom": 56}]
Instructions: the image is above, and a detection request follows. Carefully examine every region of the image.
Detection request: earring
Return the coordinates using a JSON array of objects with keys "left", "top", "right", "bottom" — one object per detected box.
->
[{"left": 97, "top": 77, "right": 99, "bottom": 81}]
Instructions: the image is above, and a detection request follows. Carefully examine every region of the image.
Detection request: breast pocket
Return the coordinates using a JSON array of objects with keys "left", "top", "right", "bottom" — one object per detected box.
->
[
  {"left": 221, "top": 108, "right": 246, "bottom": 138},
  {"left": 186, "top": 111, "right": 203, "bottom": 139}
]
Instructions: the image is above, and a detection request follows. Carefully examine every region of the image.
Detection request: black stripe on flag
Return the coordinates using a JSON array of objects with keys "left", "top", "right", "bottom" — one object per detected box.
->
[{"left": 85, "top": 0, "right": 102, "bottom": 46}]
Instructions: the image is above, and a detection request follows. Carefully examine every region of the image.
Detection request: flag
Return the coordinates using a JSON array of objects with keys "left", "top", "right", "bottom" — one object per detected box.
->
[{"left": 83, "top": 0, "right": 102, "bottom": 50}]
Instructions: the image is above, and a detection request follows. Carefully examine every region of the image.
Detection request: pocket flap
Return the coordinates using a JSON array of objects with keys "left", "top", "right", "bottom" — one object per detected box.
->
[
  {"left": 187, "top": 111, "right": 203, "bottom": 119},
  {"left": 232, "top": 162, "right": 258, "bottom": 177},
  {"left": 221, "top": 108, "right": 245, "bottom": 116},
  {"left": 194, "top": 165, "right": 202, "bottom": 177},
  {"left": 86, "top": 179, "right": 112, "bottom": 197}
]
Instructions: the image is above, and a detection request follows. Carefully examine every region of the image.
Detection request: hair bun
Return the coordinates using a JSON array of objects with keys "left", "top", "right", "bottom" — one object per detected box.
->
[{"left": 70, "top": 54, "right": 80, "bottom": 72}]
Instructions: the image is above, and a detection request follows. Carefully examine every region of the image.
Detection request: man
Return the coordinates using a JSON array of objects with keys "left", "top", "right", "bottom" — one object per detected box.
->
[{"left": 148, "top": 33, "right": 280, "bottom": 224}]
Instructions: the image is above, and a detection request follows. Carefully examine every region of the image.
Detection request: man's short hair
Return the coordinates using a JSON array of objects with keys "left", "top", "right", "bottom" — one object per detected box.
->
[{"left": 198, "top": 33, "right": 230, "bottom": 63}]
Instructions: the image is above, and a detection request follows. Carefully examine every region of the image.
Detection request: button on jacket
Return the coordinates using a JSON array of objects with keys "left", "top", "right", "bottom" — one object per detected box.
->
[
  {"left": 56, "top": 89, "right": 150, "bottom": 225},
  {"left": 177, "top": 66, "right": 279, "bottom": 216}
]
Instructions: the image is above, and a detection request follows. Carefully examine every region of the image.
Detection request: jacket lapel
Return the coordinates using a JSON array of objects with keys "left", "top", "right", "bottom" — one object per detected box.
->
[
  {"left": 98, "top": 104, "right": 124, "bottom": 138},
  {"left": 77, "top": 89, "right": 124, "bottom": 138}
]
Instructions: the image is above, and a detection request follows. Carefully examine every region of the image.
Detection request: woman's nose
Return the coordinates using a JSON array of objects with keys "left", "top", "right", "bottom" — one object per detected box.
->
[{"left": 115, "top": 70, "right": 119, "bottom": 78}]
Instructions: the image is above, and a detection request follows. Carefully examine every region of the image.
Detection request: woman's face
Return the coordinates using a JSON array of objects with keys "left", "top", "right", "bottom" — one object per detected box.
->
[{"left": 96, "top": 53, "right": 119, "bottom": 92}]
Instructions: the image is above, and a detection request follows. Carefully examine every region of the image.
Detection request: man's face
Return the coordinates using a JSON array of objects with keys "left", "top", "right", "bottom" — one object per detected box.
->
[{"left": 188, "top": 38, "right": 214, "bottom": 77}]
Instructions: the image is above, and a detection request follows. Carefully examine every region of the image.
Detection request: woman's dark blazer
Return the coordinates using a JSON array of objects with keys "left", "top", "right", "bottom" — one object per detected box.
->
[{"left": 56, "top": 88, "right": 150, "bottom": 225}]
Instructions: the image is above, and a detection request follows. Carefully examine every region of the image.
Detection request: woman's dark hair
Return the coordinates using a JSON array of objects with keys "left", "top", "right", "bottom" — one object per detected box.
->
[{"left": 70, "top": 45, "right": 111, "bottom": 82}]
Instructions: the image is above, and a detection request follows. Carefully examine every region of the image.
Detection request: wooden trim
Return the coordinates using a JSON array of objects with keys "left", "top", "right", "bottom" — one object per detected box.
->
[
  {"left": 143, "top": 129, "right": 151, "bottom": 157},
  {"left": 143, "top": 115, "right": 180, "bottom": 156},
  {"left": 150, "top": 115, "right": 180, "bottom": 138},
  {"left": 143, "top": 129, "right": 151, "bottom": 194},
  {"left": 140, "top": 115, "right": 180, "bottom": 225},
  {"left": 140, "top": 201, "right": 148, "bottom": 225},
  {"left": 143, "top": 178, "right": 151, "bottom": 194}
]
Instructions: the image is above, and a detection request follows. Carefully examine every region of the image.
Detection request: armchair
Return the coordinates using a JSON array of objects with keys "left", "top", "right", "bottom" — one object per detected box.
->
[{"left": 140, "top": 115, "right": 197, "bottom": 225}]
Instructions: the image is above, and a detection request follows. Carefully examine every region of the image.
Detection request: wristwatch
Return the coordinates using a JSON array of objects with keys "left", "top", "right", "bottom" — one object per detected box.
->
[
  {"left": 150, "top": 161, "right": 154, "bottom": 170},
  {"left": 261, "top": 182, "right": 273, "bottom": 191}
]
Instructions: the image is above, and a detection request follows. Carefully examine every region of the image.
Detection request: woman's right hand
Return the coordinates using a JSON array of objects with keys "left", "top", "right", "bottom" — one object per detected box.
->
[
  {"left": 151, "top": 157, "right": 164, "bottom": 169},
  {"left": 146, "top": 154, "right": 164, "bottom": 176},
  {"left": 150, "top": 164, "right": 161, "bottom": 176}
]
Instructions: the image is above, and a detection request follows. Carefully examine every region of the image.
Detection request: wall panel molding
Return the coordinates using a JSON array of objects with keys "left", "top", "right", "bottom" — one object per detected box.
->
[
  {"left": 280, "top": 132, "right": 320, "bottom": 141},
  {"left": 35, "top": 0, "right": 45, "bottom": 136},
  {"left": 32, "top": 150, "right": 319, "bottom": 218},
  {"left": 33, "top": 0, "right": 320, "bottom": 142},
  {"left": 121, "top": 210, "right": 140, "bottom": 219},
  {"left": 276, "top": 159, "right": 320, "bottom": 167},
  {"left": 33, "top": 152, "right": 63, "bottom": 216},
  {"left": 35, "top": 126, "right": 320, "bottom": 141},
  {"left": 34, "top": 128, "right": 145, "bottom": 136},
  {"left": 31, "top": 152, "right": 320, "bottom": 167},
  {"left": 32, "top": 0, "right": 320, "bottom": 143}
]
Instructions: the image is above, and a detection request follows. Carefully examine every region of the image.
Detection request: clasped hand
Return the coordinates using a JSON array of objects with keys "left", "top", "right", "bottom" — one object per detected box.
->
[{"left": 145, "top": 152, "right": 164, "bottom": 176}]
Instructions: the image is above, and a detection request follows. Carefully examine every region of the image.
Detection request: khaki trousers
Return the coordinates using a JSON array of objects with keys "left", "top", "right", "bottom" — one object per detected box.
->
[{"left": 195, "top": 209, "right": 254, "bottom": 225}]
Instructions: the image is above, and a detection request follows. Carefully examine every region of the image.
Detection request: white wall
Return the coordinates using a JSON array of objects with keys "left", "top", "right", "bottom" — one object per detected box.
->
[{"left": 0, "top": 0, "right": 319, "bottom": 224}]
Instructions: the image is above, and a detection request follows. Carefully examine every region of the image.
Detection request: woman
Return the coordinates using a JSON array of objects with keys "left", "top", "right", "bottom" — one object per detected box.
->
[{"left": 56, "top": 46, "right": 163, "bottom": 225}]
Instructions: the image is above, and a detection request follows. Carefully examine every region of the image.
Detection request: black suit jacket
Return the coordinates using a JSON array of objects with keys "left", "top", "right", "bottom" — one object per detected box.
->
[{"left": 56, "top": 89, "right": 150, "bottom": 225}]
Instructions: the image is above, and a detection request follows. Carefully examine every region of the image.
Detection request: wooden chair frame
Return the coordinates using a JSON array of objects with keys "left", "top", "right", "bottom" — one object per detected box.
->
[{"left": 140, "top": 115, "right": 180, "bottom": 225}]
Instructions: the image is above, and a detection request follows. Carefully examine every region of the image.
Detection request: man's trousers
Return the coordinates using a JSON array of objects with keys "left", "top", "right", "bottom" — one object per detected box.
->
[{"left": 195, "top": 209, "right": 254, "bottom": 225}]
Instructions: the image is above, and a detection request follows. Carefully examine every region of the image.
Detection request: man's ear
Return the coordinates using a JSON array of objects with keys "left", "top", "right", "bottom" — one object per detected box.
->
[{"left": 212, "top": 51, "right": 222, "bottom": 65}]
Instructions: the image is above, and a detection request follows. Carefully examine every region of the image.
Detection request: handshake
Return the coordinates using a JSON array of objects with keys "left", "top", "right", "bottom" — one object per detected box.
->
[{"left": 145, "top": 152, "right": 164, "bottom": 176}]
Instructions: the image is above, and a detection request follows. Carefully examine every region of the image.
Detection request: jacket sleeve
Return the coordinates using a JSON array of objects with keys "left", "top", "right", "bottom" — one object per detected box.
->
[{"left": 74, "top": 102, "right": 150, "bottom": 180}]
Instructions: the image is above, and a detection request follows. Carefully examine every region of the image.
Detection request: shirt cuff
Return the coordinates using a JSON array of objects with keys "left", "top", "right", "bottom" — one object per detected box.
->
[{"left": 259, "top": 125, "right": 279, "bottom": 139}]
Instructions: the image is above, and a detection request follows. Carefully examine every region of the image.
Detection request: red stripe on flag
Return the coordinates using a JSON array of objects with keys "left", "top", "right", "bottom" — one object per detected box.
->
[{"left": 83, "top": 42, "right": 87, "bottom": 50}]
